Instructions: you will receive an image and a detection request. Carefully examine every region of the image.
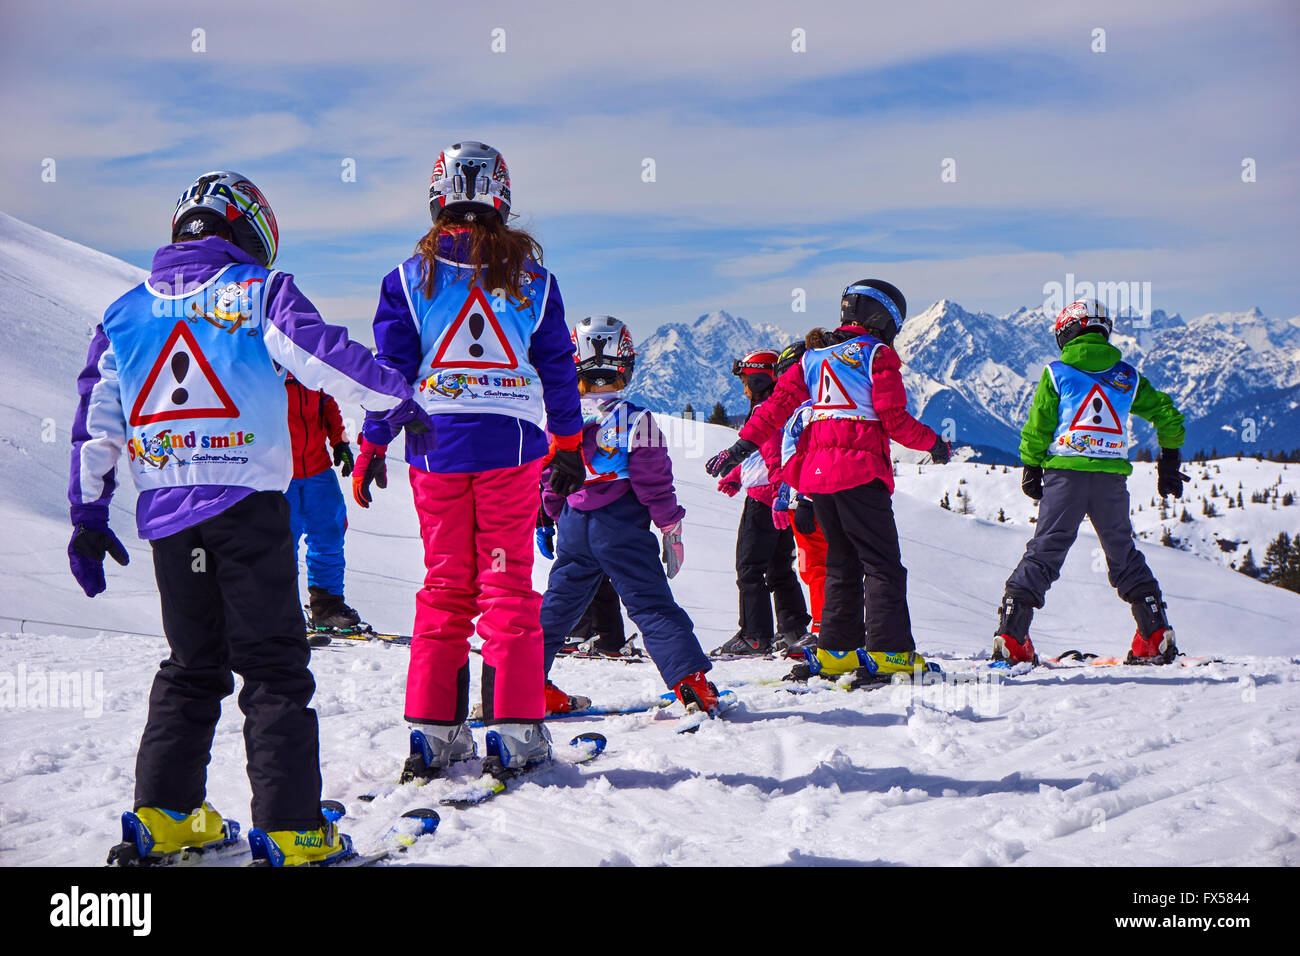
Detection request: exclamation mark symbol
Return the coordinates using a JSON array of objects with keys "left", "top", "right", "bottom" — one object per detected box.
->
[
  {"left": 468, "top": 313, "right": 485, "bottom": 359},
  {"left": 1091, "top": 396, "right": 1102, "bottom": 424},
  {"left": 171, "top": 351, "right": 190, "bottom": 405}
]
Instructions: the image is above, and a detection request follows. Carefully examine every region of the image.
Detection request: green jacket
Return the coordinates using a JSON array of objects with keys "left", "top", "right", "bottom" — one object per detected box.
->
[{"left": 1020, "top": 333, "right": 1185, "bottom": 475}]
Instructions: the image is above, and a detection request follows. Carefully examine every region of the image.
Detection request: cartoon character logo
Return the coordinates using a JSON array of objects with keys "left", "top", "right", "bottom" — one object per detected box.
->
[
  {"left": 833, "top": 341, "right": 865, "bottom": 369},
  {"left": 133, "top": 430, "right": 187, "bottom": 469},
  {"left": 189, "top": 279, "right": 262, "bottom": 334},
  {"left": 1097, "top": 369, "right": 1134, "bottom": 393},
  {"left": 421, "top": 370, "right": 478, "bottom": 400},
  {"left": 597, "top": 424, "right": 621, "bottom": 457},
  {"left": 1063, "top": 435, "right": 1091, "bottom": 454}
]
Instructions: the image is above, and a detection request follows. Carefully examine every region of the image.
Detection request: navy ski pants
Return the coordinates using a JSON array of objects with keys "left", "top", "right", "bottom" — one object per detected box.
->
[{"left": 540, "top": 494, "right": 709, "bottom": 689}]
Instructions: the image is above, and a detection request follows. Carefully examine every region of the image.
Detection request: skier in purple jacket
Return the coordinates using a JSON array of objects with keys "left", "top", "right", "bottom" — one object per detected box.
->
[
  {"left": 70, "top": 171, "right": 427, "bottom": 866},
  {"left": 539, "top": 316, "right": 718, "bottom": 714}
]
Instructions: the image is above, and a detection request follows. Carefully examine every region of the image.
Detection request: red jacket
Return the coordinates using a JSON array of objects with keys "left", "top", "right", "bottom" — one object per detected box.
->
[
  {"left": 286, "top": 378, "right": 347, "bottom": 479},
  {"left": 740, "top": 345, "right": 936, "bottom": 496}
]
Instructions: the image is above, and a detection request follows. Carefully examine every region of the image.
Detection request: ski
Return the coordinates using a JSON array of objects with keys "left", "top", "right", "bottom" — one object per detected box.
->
[
  {"left": 438, "top": 733, "right": 607, "bottom": 809},
  {"left": 467, "top": 696, "right": 670, "bottom": 727},
  {"left": 672, "top": 689, "right": 741, "bottom": 734},
  {"left": 309, "top": 625, "right": 412, "bottom": 646}
]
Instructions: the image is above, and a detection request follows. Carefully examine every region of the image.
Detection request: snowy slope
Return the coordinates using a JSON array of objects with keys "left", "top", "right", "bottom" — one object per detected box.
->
[{"left": 2, "top": 215, "right": 1298, "bottom": 867}]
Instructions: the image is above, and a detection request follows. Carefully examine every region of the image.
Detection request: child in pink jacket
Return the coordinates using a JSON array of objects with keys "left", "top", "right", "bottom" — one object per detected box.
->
[{"left": 706, "top": 280, "right": 950, "bottom": 679}]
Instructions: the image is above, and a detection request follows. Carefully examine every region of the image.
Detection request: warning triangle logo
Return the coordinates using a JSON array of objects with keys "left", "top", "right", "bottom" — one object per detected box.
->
[
  {"left": 430, "top": 287, "right": 519, "bottom": 370},
  {"left": 129, "top": 321, "right": 239, "bottom": 427},
  {"left": 813, "top": 364, "right": 857, "bottom": 410},
  {"left": 1069, "top": 384, "right": 1124, "bottom": 434}
]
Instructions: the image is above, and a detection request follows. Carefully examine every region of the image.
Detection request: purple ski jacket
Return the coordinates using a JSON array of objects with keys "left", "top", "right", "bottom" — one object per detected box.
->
[
  {"left": 69, "top": 237, "right": 415, "bottom": 539},
  {"left": 542, "top": 397, "right": 685, "bottom": 530},
  {"left": 361, "top": 233, "right": 583, "bottom": 474}
]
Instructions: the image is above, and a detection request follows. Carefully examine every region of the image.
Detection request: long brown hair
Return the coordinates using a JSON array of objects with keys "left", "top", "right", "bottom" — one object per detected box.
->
[{"left": 415, "top": 214, "right": 544, "bottom": 302}]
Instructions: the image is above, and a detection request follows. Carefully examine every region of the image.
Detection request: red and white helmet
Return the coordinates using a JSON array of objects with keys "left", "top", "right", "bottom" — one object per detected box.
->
[
  {"left": 572, "top": 315, "right": 636, "bottom": 386},
  {"left": 429, "top": 141, "right": 512, "bottom": 223},
  {"left": 1053, "top": 299, "right": 1112, "bottom": 349},
  {"left": 732, "top": 349, "right": 779, "bottom": 378},
  {"left": 171, "top": 171, "right": 279, "bottom": 267}
]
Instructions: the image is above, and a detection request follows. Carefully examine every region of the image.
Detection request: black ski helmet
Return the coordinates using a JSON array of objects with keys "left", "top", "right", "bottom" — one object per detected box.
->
[
  {"left": 840, "top": 279, "right": 906, "bottom": 344},
  {"left": 775, "top": 341, "right": 806, "bottom": 378}
]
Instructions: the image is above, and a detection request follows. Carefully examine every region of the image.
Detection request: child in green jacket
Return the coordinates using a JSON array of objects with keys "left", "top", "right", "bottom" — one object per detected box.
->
[{"left": 994, "top": 300, "right": 1186, "bottom": 665}]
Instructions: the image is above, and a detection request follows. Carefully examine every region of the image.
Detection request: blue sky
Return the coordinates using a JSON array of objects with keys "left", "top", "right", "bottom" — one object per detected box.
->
[{"left": 1, "top": 0, "right": 1296, "bottom": 341}]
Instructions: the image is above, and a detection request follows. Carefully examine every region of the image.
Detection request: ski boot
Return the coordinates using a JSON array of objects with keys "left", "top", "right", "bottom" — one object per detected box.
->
[
  {"left": 1126, "top": 588, "right": 1177, "bottom": 664},
  {"left": 579, "top": 635, "right": 643, "bottom": 659},
  {"left": 484, "top": 722, "right": 553, "bottom": 777},
  {"left": 401, "top": 722, "right": 477, "bottom": 783},
  {"left": 107, "top": 802, "right": 240, "bottom": 866},
  {"left": 710, "top": 631, "right": 772, "bottom": 657},
  {"left": 247, "top": 819, "right": 355, "bottom": 867},
  {"left": 673, "top": 670, "right": 720, "bottom": 714},
  {"left": 781, "top": 629, "right": 818, "bottom": 656},
  {"left": 775, "top": 628, "right": 812, "bottom": 652},
  {"left": 308, "top": 586, "right": 362, "bottom": 630},
  {"left": 545, "top": 680, "right": 592, "bottom": 715},
  {"left": 992, "top": 592, "right": 1039, "bottom": 665}
]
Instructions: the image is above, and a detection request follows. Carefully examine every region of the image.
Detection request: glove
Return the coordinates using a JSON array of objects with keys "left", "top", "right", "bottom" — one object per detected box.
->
[
  {"left": 548, "top": 448, "right": 586, "bottom": 498},
  {"left": 1157, "top": 448, "right": 1186, "bottom": 498},
  {"left": 332, "top": 441, "right": 354, "bottom": 477},
  {"left": 68, "top": 522, "right": 129, "bottom": 598},
  {"left": 717, "top": 478, "right": 741, "bottom": 497},
  {"left": 535, "top": 526, "right": 555, "bottom": 560},
  {"left": 792, "top": 497, "right": 817, "bottom": 536},
  {"left": 1021, "top": 465, "right": 1044, "bottom": 501},
  {"left": 381, "top": 398, "right": 434, "bottom": 437},
  {"left": 705, "top": 438, "right": 758, "bottom": 478},
  {"left": 929, "top": 435, "right": 952, "bottom": 465},
  {"left": 772, "top": 484, "right": 792, "bottom": 529},
  {"left": 352, "top": 438, "right": 388, "bottom": 508},
  {"left": 660, "top": 521, "right": 684, "bottom": 579}
]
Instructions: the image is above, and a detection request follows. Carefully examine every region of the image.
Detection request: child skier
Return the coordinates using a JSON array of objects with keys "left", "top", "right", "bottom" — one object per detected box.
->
[
  {"left": 284, "top": 373, "right": 361, "bottom": 631},
  {"left": 706, "top": 280, "right": 950, "bottom": 680},
  {"left": 770, "top": 341, "right": 826, "bottom": 649},
  {"left": 69, "top": 170, "right": 427, "bottom": 865},
  {"left": 713, "top": 349, "right": 810, "bottom": 656},
  {"left": 538, "top": 315, "right": 717, "bottom": 712},
  {"left": 357, "top": 142, "right": 585, "bottom": 781},
  {"left": 994, "top": 299, "right": 1186, "bottom": 665}
]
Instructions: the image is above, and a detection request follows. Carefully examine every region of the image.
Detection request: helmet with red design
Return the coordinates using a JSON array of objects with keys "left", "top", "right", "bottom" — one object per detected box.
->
[
  {"left": 1053, "top": 299, "right": 1112, "bottom": 349},
  {"left": 572, "top": 315, "right": 636, "bottom": 386},
  {"left": 171, "top": 171, "right": 279, "bottom": 267},
  {"left": 429, "top": 141, "right": 512, "bottom": 223},
  {"left": 732, "top": 349, "right": 780, "bottom": 399}
]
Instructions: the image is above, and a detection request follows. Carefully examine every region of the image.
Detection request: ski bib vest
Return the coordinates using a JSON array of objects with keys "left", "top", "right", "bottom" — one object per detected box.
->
[
  {"left": 1047, "top": 360, "right": 1139, "bottom": 460},
  {"left": 781, "top": 400, "right": 815, "bottom": 467},
  {"left": 104, "top": 263, "right": 291, "bottom": 494},
  {"left": 802, "top": 334, "right": 883, "bottom": 424},
  {"left": 584, "top": 400, "right": 649, "bottom": 484},
  {"left": 402, "top": 256, "right": 549, "bottom": 428}
]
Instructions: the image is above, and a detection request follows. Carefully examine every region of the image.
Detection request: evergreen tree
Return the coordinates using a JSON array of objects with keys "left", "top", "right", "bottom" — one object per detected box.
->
[
  {"left": 683, "top": 402, "right": 696, "bottom": 420},
  {"left": 1260, "top": 533, "right": 1300, "bottom": 593},
  {"left": 939, "top": 492, "right": 951, "bottom": 511},
  {"left": 1238, "top": 548, "right": 1261, "bottom": 578},
  {"left": 707, "top": 402, "right": 730, "bottom": 426},
  {"left": 997, "top": 508, "right": 1007, "bottom": 523}
]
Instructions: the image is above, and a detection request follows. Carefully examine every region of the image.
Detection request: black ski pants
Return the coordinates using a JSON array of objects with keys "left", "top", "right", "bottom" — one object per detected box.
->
[
  {"left": 811, "top": 480, "right": 914, "bottom": 653},
  {"left": 135, "top": 491, "right": 322, "bottom": 831},
  {"left": 568, "top": 574, "right": 626, "bottom": 649},
  {"left": 736, "top": 495, "right": 809, "bottom": 643}
]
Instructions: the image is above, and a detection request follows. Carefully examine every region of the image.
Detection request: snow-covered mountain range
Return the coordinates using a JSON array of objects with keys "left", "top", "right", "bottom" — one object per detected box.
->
[{"left": 629, "top": 299, "right": 1300, "bottom": 460}]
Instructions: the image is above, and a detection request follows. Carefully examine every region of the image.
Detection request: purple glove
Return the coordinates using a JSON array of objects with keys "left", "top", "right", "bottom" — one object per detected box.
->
[
  {"left": 69, "top": 522, "right": 129, "bottom": 597},
  {"left": 660, "top": 521, "right": 684, "bottom": 579}
]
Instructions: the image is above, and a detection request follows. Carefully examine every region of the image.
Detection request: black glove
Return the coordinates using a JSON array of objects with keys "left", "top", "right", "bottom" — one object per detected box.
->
[
  {"left": 792, "top": 498, "right": 817, "bottom": 536},
  {"left": 332, "top": 442, "right": 354, "bottom": 477},
  {"left": 549, "top": 448, "right": 586, "bottom": 497},
  {"left": 1157, "top": 448, "right": 1186, "bottom": 498},
  {"left": 705, "top": 438, "right": 759, "bottom": 477},
  {"left": 1021, "top": 465, "right": 1044, "bottom": 501},
  {"left": 929, "top": 436, "right": 952, "bottom": 465}
]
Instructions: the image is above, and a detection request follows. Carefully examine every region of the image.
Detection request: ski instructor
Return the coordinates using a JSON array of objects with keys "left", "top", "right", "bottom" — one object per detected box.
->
[{"left": 68, "top": 170, "right": 430, "bottom": 866}]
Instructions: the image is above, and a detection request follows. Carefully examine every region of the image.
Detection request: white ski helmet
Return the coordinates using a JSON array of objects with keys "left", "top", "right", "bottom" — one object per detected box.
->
[
  {"left": 572, "top": 315, "right": 636, "bottom": 386},
  {"left": 1053, "top": 299, "right": 1112, "bottom": 349},
  {"left": 171, "top": 171, "right": 279, "bottom": 267},
  {"left": 429, "top": 141, "right": 512, "bottom": 223}
]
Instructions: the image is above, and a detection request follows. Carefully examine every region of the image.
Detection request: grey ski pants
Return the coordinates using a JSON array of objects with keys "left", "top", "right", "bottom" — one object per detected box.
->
[{"left": 1005, "top": 469, "right": 1158, "bottom": 607}]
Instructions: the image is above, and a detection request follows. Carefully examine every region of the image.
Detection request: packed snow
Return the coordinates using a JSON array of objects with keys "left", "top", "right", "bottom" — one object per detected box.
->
[{"left": 2, "top": 212, "right": 1297, "bottom": 867}]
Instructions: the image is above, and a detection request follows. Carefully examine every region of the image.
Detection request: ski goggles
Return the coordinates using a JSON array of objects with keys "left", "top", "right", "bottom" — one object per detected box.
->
[
  {"left": 732, "top": 359, "right": 776, "bottom": 376},
  {"left": 842, "top": 285, "right": 903, "bottom": 332}
]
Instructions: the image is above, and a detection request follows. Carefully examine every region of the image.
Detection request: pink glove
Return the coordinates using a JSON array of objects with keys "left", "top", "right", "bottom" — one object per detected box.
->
[
  {"left": 772, "top": 505, "right": 792, "bottom": 530},
  {"left": 660, "top": 521, "right": 684, "bottom": 579},
  {"left": 717, "top": 478, "right": 740, "bottom": 498},
  {"left": 352, "top": 437, "right": 388, "bottom": 509}
]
